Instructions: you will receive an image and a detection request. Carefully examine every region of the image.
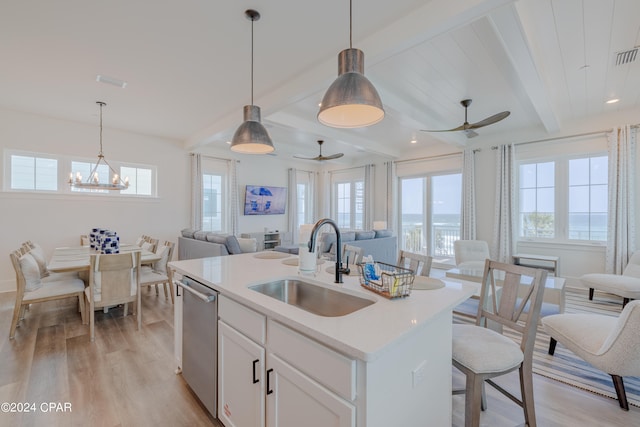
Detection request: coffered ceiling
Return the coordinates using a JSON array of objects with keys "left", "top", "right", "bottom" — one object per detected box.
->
[{"left": 1, "top": 0, "right": 638, "bottom": 162}]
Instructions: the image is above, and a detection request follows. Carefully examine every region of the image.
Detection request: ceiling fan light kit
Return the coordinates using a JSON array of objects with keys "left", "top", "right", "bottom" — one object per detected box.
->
[
  {"left": 230, "top": 9, "right": 275, "bottom": 154},
  {"left": 421, "top": 99, "right": 510, "bottom": 138},
  {"left": 317, "top": 0, "right": 384, "bottom": 128}
]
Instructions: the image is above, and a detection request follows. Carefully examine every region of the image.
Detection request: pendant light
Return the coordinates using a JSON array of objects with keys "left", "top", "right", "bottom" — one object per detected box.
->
[
  {"left": 317, "top": 0, "right": 384, "bottom": 128},
  {"left": 68, "top": 101, "right": 129, "bottom": 191},
  {"left": 230, "top": 9, "right": 274, "bottom": 154}
]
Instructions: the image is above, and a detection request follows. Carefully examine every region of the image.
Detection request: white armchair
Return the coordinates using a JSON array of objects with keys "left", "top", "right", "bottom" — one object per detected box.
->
[
  {"left": 542, "top": 300, "right": 640, "bottom": 410},
  {"left": 580, "top": 251, "right": 640, "bottom": 308},
  {"left": 454, "top": 240, "right": 490, "bottom": 270}
]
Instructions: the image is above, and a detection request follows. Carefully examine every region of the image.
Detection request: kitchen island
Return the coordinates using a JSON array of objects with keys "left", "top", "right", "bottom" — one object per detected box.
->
[{"left": 169, "top": 253, "right": 475, "bottom": 427}]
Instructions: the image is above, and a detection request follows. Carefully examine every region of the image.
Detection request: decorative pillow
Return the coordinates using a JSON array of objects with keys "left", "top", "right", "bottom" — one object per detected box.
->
[
  {"left": 19, "top": 253, "right": 43, "bottom": 291},
  {"left": 150, "top": 245, "right": 169, "bottom": 274},
  {"left": 181, "top": 228, "right": 197, "bottom": 238},
  {"left": 355, "top": 231, "right": 375, "bottom": 240},
  {"left": 237, "top": 237, "right": 257, "bottom": 253},
  {"left": 141, "top": 241, "right": 154, "bottom": 251},
  {"left": 206, "top": 233, "right": 228, "bottom": 245},
  {"left": 225, "top": 235, "right": 242, "bottom": 255},
  {"left": 193, "top": 230, "right": 209, "bottom": 241},
  {"left": 375, "top": 229, "right": 392, "bottom": 238},
  {"left": 29, "top": 243, "right": 50, "bottom": 278},
  {"left": 341, "top": 231, "right": 356, "bottom": 242},
  {"left": 319, "top": 233, "right": 336, "bottom": 253}
]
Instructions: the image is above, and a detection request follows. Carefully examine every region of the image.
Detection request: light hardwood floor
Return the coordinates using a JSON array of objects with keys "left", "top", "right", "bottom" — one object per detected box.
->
[{"left": 0, "top": 288, "right": 637, "bottom": 426}]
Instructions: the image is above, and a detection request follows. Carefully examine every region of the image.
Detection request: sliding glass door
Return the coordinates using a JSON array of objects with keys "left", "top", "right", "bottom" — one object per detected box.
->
[{"left": 399, "top": 173, "right": 461, "bottom": 260}]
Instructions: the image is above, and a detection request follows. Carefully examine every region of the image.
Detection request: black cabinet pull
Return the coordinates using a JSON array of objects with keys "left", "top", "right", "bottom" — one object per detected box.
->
[
  {"left": 266, "top": 369, "right": 274, "bottom": 395},
  {"left": 252, "top": 359, "right": 259, "bottom": 384}
]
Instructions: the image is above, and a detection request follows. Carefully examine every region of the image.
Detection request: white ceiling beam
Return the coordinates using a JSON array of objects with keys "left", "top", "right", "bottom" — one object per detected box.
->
[{"left": 488, "top": 4, "right": 560, "bottom": 133}]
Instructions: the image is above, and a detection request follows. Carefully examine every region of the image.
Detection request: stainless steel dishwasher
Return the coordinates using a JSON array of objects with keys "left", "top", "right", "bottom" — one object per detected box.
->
[{"left": 177, "top": 276, "right": 218, "bottom": 417}]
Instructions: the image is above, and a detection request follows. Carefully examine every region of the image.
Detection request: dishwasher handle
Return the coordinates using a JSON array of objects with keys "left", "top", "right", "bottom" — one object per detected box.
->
[{"left": 175, "top": 280, "right": 217, "bottom": 303}]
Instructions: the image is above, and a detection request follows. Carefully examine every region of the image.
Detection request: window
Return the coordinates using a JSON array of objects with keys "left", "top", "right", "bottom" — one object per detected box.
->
[
  {"left": 398, "top": 173, "right": 461, "bottom": 257},
  {"left": 517, "top": 155, "right": 607, "bottom": 242},
  {"left": 519, "top": 162, "right": 555, "bottom": 238},
  {"left": 202, "top": 174, "right": 223, "bottom": 232},
  {"left": 568, "top": 156, "right": 607, "bottom": 241},
  {"left": 120, "top": 166, "right": 153, "bottom": 196},
  {"left": 5, "top": 149, "right": 157, "bottom": 197},
  {"left": 10, "top": 154, "right": 57, "bottom": 191},
  {"left": 334, "top": 180, "right": 364, "bottom": 230},
  {"left": 295, "top": 170, "right": 314, "bottom": 226}
]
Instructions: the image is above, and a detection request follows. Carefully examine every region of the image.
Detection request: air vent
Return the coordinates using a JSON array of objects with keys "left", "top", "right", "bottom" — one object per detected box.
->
[{"left": 615, "top": 48, "right": 638, "bottom": 66}]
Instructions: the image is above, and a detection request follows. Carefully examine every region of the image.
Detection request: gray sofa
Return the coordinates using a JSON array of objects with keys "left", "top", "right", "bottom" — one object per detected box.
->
[
  {"left": 317, "top": 229, "right": 397, "bottom": 265},
  {"left": 178, "top": 229, "right": 251, "bottom": 260}
]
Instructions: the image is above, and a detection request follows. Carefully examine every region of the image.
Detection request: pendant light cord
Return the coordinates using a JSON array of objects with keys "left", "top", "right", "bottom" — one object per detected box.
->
[
  {"left": 349, "top": 0, "right": 352, "bottom": 49},
  {"left": 251, "top": 17, "right": 254, "bottom": 105},
  {"left": 98, "top": 102, "right": 104, "bottom": 156}
]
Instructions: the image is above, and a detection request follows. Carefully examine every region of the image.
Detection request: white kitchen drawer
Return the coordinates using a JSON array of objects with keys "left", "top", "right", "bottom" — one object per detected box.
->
[
  {"left": 267, "top": 319, "right": 356, "bottom": 401},
  {"left": 219, "top": 295, "right": 266, "bottom": 345}
]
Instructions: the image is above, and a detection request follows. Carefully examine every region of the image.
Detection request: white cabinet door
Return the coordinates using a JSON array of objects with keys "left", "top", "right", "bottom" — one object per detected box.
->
[
  {"left": 174, "top": 280, "right": 182, "bottom": 371},
  {"left": 219, "top": 321, "right": 266, "bottom": 427},
  {"left": 266, "top": 354, "right": 355, "bottom": 427}
]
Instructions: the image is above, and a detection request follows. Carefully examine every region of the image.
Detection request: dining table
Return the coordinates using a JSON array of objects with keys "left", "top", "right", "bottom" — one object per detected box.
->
[{"left": 48, "top": 244, "right": 161, "bottom": 273}]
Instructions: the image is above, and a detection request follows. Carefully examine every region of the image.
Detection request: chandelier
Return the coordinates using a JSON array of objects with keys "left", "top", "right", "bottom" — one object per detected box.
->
[{"left": 69, "top": 101, "right": 129, "bottom": 191}]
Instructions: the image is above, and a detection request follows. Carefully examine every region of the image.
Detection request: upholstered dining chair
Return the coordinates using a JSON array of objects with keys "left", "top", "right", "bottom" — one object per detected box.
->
[
  {"left": 397, "top": 250, "right": 433, "bottom": 277},
  {"left": 452, "top": 260, "right": 548, "bottom": 427},
  {"left": 580, "top": 251, "right": 640, "bottom": 308},
  {"left": 342, "top": 244, "right": 364, "bottom": 269},
  {"left": 9, "top": 248, "right": 86, "bottom": 339},
  {"left": 80, "top": 234, "right": 90, "bottom": 246},
  {"left": 85, "top": 251, "right": 141, "bottom": 342},
  {"left": 454, "top": 240, "right": 491, "bottom": 270},
  {"left": 140, "top": 241, "right": 175, "bottom": 303},
  {"left": 542, "top": 300, "right": 640, "bottom": 410}
]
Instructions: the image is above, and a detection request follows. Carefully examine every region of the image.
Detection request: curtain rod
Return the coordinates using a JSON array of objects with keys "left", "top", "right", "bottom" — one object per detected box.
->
[
  {"left": 491, "top": 124, "right": 640, "bottom": 149},
  {"left": 394, "top": 149, "right": 480, "bottom": 165},
  {"left": 288, "top": 168, "right": 315, "bottom": 174},
  {"left": 329, "top": 164, "right": 375, "bottom": 173},
  {"left": 190, "top": 153, "right": 237, "bottom": 162}
]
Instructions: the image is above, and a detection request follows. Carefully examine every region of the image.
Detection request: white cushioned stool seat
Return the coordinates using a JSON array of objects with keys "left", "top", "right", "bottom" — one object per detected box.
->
[
  {"left": 580, "top": 274, "right": 640, "bottom": 300},
  {"left": 453, "top": 324, "right": 523, "bottom": 374}
]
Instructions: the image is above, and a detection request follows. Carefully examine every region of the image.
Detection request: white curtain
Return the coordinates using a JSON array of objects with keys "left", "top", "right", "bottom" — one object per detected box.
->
[
  {"left": 491, "top": 144, "right": 516, "bottom": 262},
  {"left": 364, "top": 164, "right": 374, "bottom": 230},
  {"left": 227, "top": 159, "right": 239, "bottom": 236},
  {"left": 385, "top": 161, "right": 395, "bottom": 232},
  {"left": 288, "top": 168, "right": 299, "bottom": 244},
  {"left": 606, "top": 125, "right": 637, "bottom": 273},
  {"left": 460, "top": 149, "right": 477, "bottom": 240},
  {"left": 191, "top": 154, "right": 202, "bottom": 230}
]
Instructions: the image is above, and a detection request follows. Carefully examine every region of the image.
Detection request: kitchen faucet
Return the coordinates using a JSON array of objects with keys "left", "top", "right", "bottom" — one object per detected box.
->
[{"left": 308, "top": 218, "right": 347, "bottom": 283}]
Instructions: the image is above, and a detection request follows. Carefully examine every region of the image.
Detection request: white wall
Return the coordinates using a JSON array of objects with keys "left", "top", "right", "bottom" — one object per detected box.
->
[{"left": 0, "top": 108, "right": 190, "bottom": 292}]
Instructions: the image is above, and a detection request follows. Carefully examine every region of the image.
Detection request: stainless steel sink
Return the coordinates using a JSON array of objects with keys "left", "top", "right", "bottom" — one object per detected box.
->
[{"left": 249, "top": 278, "right": 375, "bottom": 317}]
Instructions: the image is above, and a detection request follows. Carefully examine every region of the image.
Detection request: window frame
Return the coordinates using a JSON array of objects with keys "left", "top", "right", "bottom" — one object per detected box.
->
[{"left": 516, "top": 151, "right": 608, "bottom": 245}]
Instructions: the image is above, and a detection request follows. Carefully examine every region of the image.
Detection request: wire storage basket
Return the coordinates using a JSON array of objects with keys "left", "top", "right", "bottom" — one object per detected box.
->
[{"left": 357, "top": 261, "right": 415, "bottom": 299}]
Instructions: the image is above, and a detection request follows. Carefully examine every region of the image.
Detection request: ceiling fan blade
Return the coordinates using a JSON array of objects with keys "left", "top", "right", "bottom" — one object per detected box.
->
[
  {"left": 420, "top": 124, "right": 466, "bottom": 133},
  {"left": 293, "top": 155, "right": 318, "bottom": 160},
  {"left": 320, "top": 153, "right": 344, "bottom": 160},
  {"left": 467, "top": 111, "right": 510, "bottom": 129}
]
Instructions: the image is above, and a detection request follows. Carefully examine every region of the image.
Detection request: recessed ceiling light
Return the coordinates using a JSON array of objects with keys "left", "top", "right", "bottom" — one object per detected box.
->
[
  {"left": 96, "top": 75, "right": 127, "bottom": 89},
  {"left": 606, "top": 98, "right": 620, "bottom": 104},
  {"left": 410, "top": 138, "right": 417, "bottom": 144},
  {"left": 226, "top": 141, "right": 231, "bottom": 144}
]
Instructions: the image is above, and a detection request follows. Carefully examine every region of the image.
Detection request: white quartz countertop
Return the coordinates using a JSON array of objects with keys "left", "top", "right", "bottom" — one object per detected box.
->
[{"left": 169, "top": 253, "right": 476, "bottom": 362}]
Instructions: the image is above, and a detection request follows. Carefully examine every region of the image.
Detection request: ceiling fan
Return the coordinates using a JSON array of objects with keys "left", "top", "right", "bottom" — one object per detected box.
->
[
  {"left": 421, "top": 99, "right": 510, "bottom": 138},
  {"left": 294, "top": 140, "right": 344, "bottom": 161}
]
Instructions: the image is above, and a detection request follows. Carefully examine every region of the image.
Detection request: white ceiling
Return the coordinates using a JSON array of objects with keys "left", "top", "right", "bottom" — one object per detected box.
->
[{"left": 1, "top": 0, "right": 639, "bottom": 162}]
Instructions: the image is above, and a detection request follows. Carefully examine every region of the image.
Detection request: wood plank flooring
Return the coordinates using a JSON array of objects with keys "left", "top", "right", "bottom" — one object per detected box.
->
[{"left": 0, "top": 286, "right": 637, "bottom": 426}]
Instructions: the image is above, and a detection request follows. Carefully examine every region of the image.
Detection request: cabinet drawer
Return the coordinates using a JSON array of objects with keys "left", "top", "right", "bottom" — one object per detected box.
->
[
  {"left": 268, "top": 319, "right": 356, "bottom": 401},
  {"left": 219, "top": 295, "right": 266, "bottom": 345}
]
